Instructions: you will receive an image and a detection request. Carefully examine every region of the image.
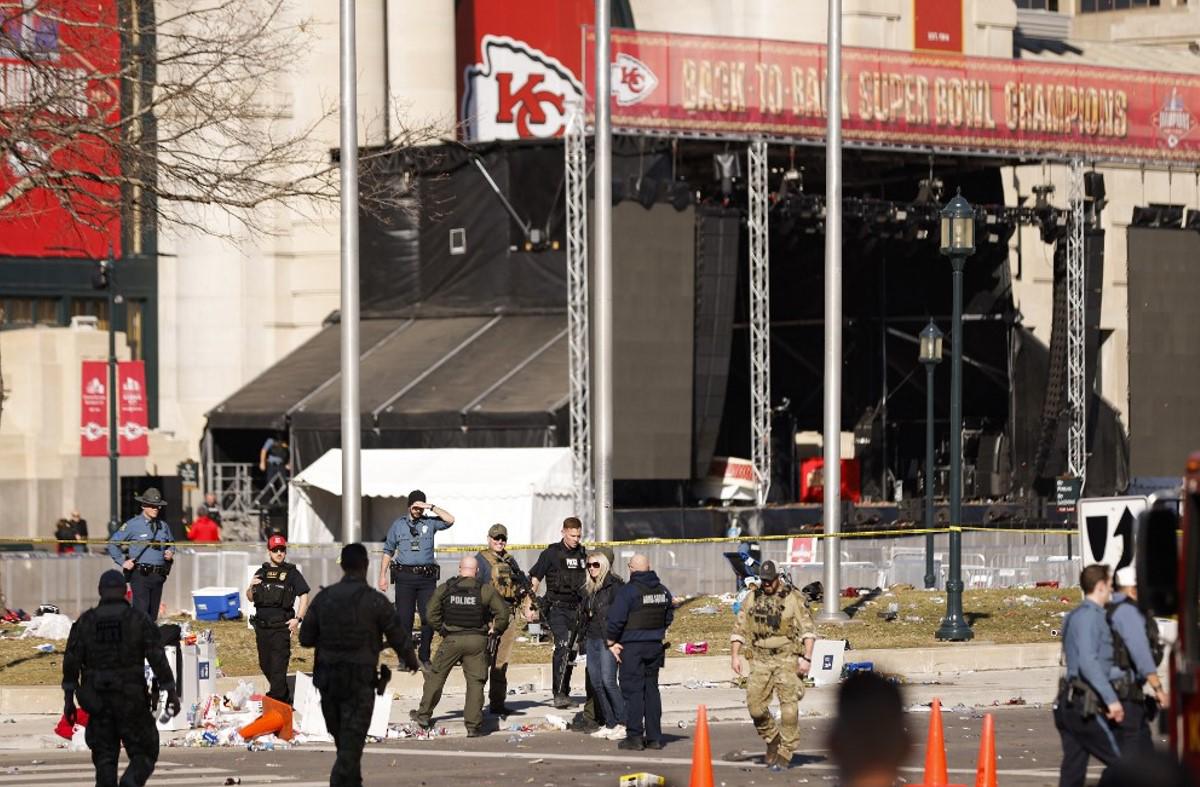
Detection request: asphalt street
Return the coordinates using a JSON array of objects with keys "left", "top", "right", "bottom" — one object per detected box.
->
[{"left": 0, "top": 707, "right": 1125, "bottom": 786}]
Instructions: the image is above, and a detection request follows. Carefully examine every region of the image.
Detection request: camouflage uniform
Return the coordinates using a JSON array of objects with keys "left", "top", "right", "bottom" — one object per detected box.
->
[
  {"left": 476, "top": 548, "right": 529, "bottom": 711},
  {"left": 731, "top": 585, "right": 817, "bottom": 766}
]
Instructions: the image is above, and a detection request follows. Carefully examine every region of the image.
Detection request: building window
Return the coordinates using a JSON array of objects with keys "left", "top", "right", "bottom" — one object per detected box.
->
[
  {"left": 1016, "top": 0, "right": 1060, "bottom": 10},
  {"left": 1080, "top": 0, "right": 1161, "bottom": 12},
  {"left": 71, "top": 297, "right": 110, "bottom": 331},
  {"left": 1, "top": 297, "right": 61, "bottom": 327},
  {"left": 125, "top": 300, "right": 144, "bottom": 360}
]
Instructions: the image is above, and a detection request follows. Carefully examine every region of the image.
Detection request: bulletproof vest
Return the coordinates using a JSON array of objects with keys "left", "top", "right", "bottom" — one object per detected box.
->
[
  {"left": 315, "top": 583, "right": 372, "bottom": 654},
  {"left": 748, "top": 588, "right": 789, "bottom": 638},
  {"left": 268, "top": 441, "right": 288, "bottom": 462},
  {"left": 549, "top": 544, "right": 587, "bottom": 597},
  {"left": 480, "top": 550, "right": 517, "bottom": 601},
  {"left": 79, "top": 602, "right": 148, "bottom": 684},
  {"left": 1106, "top": 597, "right": 1165, "bottom": 671},
  {"left": 252, "top": 562, "right": 295, "bottom": 609},
  {"left": 442, "top": 577, "right": 486, "bottom": 630},
  {"left": 625, "top": 581, "right": 670, "bottom": 631}
]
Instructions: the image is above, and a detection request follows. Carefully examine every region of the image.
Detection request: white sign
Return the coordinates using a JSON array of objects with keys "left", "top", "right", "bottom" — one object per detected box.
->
[
  {"left": 809, "top": 639, "right": 847, "bottom": 687},
  {"left": 293, "top": 671, "right": 391, "bottom": 739},
  {"left": 1077, "top": 496, "right": 1147, "bottom": 571},
  {"left": 462, "top": 35, "right": 582, "bottom": 141}
]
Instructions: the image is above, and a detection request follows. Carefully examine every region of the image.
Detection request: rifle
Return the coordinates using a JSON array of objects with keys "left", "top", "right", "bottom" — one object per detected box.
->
[
  {"left": 555, "top": 605, "right": 590, "bottom": 698},
  {"left": 486, "top": 630, "right": 501, "bottom": 663}
]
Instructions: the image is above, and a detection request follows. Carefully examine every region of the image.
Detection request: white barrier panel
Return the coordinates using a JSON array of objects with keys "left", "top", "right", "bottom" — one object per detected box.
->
[{"left": 293, "top": 671, "right": 391, "bottom": 738}]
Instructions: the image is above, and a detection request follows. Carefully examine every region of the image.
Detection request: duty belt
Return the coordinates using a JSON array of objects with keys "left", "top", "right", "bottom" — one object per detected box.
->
[
  {"left": 135, "top": 563, "right": 169, "bottom": 576},
  {"left": 752, "top": 641, "right": 792, "bottom": 655},
  {"left": 392, "top": 564, "right": 438, "bottom": 577}
]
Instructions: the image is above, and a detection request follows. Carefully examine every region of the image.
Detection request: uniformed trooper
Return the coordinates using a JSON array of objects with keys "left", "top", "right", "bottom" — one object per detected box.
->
[
  {"left": 247, "top": 533, "right": 311, "bottom": 705},
  {"left": 107, "top": 487, "right": 175, "bottom": 621},
  {"left": 63, "top": 569, "right": 179, "bottom": 787},
  {"left": 1055, "top": 563, "right": 1125, "bottom": 787},
  {"left": 299, "top": 543, "right": 420, "bottom": 787},
  {"left": 529, "top": 517, "right": 589, "bottom": 709},
  {"left": 412, "top": 554, "right": 510, "bottom": 736},
  {"left": 606, "top": 554, "right": 674, "bottom": 751},
  {"left": 475, "top": 523, "right": 533, "bottom": 716},
  {"left": 1108, "top": 565, "right": 1167, "bottom": 757},
  {"left": 730, "top": 560, "right": 817, "bottom": 771},
  {"left": 377, "top": 490, "right": 455, "bottom": 667}
]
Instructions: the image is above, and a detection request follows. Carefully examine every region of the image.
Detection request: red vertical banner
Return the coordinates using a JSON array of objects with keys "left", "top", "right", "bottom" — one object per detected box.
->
[
  {"left": 116, "top": 360, "right": 149, "bottom": 457},
  {"left": 914, "top": 0, "right": 963, "bottom": 54},
  {"left": 80, "top": 361, "right": 109, "bottom": 457}
]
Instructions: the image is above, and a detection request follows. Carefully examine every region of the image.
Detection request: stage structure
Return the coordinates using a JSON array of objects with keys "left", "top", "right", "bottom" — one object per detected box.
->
[
  {"left": 1066, "top": 159, "right": 1086, "bottom": 484},
  {"left": 747, "top": 139, "right": 772, "bottom": 508}
]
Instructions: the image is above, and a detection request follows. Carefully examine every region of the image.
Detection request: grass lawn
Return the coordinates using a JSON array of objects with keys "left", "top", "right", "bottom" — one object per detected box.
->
[{"left": 0, "top": 587, "right": 1074, "bottom": 686}]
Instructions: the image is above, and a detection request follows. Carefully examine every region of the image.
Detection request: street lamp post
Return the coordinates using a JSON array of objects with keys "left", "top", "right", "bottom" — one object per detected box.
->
[
  {"left": 919, "top": 320, "right": 943, "bottom": 590},
  {"left": 935, "top": 190, "right": 975, "bottom": 642},
  {"left": 91, "top": 248, "right": 122, "bottom": 535}
]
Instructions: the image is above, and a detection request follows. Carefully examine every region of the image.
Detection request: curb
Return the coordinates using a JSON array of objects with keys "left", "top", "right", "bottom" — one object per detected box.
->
[{"left": 0, "top": 642, "right": 1058, "bottom": 715}]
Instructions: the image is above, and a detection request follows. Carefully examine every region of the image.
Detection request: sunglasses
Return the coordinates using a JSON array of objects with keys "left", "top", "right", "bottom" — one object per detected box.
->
[
  {"left": 491, "top": 535, "right": 507, "bottom": 542},
  {"left": 270, "top": 547, "right": 286, "bottom": 553},
  {"left": 587, "top": 562, "right": 602, "bottom": 568}
]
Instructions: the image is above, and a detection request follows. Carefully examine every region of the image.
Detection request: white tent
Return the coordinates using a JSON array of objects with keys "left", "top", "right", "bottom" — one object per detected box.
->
[{"left": 288, "top": 447, "right": 575, "bottom": 546}]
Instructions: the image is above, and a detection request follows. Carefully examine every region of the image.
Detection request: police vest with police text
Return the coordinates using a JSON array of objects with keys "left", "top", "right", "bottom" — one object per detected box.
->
[
  {"left": 548, "top": 544, "right": 587, "bottom": 598},
  {"left": 626, "top": 582, "right": 670, "bottom": 631},
  {"left": 252, "top": 563, "right": 297, "bottom": 610},
  {"left": 442, "top": 578, "right": 486, "bottom": 630}
]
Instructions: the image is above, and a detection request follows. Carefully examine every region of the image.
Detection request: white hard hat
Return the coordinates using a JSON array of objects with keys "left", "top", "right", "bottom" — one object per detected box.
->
[{"left": 1115, "top": 566, "right": 1137, "bottom": 589}]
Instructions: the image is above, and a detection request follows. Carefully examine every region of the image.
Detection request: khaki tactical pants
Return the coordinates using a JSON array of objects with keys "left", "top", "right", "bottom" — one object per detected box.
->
[
  {"left": 488, "top": 611, "right": 519, "bottom": 709},
  {"left": 746, "top": 650, "right": 804, "bottom": 762},
  {"left": 416, "top": 632, "right": 489, "bottom": 732}
]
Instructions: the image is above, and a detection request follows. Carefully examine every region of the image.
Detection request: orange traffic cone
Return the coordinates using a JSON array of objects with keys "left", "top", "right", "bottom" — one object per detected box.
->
[
  {"left": 912, "top": 699, "right": 966, "bottom": 787},
  {"left": 688, "top": 704, "right": 714, "bottom": 787},
  {"left": 974, "top": 713, "right": 997, "bottom": 787},
  {"left": 238, "top": 696, "right": 294, "bottom": 742}
]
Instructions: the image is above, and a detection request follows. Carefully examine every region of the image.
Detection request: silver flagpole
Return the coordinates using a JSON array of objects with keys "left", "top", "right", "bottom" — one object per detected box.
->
[
  {"left": 339, "top": 0, "right": 361, "bottom": 542},
  {"left": 593, "top": 0, "right": 614, "bottom": 543}
]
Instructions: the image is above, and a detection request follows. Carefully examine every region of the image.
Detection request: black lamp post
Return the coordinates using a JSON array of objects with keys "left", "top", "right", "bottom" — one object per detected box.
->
[
  {"left": 92, "top": 246, "right": 121, "bottom": 536},
  {"left": 919, "top": 320, "right": 943, "bottom": 590},
  {"left": 935, "top": 190, "right": 975, "bottom": 642}
]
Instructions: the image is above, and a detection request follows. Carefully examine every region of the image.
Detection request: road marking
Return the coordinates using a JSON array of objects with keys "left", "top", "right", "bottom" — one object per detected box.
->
[
  {"left": 0, "top": 766, "right": 230, "bottom": 783},
  {"left": 358, "top": 744, "right": 1102, "bottom": 777}
]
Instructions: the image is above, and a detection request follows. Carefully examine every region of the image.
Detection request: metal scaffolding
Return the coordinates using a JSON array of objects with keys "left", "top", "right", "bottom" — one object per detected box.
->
[
  {"left": 1066, "top": 158, "right": 1087, "bottom": 483},
  {"left": 748, "top": 139, "right": 772, "bottom": 507},
  {"left": 564, "top": 102, "right": 594, "bottom": 534}
]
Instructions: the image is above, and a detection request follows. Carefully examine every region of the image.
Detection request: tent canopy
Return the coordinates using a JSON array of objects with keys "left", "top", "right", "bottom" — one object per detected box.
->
[{"left": 288, "top": 447, "right": 575, "bottom": 546}]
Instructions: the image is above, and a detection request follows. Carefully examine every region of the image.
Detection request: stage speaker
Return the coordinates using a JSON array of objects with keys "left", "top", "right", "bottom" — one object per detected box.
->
[{"left": 1084, "top": 172, "right": 1105, "bottom": 203}]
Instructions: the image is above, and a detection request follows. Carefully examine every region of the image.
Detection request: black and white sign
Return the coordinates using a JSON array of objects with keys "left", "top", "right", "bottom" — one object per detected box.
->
[{"left": 1077, "top": 496, "right": 1147, "bottom": 571}]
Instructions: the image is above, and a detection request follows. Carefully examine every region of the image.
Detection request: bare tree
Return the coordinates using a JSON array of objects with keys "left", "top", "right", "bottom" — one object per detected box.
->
[{"left": 0, "top": 0, "right": 433, "bottom": 242}]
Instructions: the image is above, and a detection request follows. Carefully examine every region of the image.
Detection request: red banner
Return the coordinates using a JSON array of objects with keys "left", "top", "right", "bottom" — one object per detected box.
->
[
  {"left": 0, "top": 0, "right": 122, "bottom": 258},
  {"left": 117, "top": 360, "right": 148, "bottom": 457},
  {"left": 80, "top": 360, "right": 108, "bottom": 457},
  {"left": 914, "top": 0, "right": 962, "bottom": 54},
  {"left": 584, "top": 28, "right": 1200, "bottom": 164}
]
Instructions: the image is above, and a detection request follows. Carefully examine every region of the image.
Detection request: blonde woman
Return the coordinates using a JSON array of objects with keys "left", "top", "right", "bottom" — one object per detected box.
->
[{"left": 584, "top": 550, "right": 626, "bottom": 739}]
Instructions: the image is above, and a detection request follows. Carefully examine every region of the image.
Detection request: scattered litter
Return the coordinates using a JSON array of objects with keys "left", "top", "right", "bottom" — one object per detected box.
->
[
  {"left": 682, "top": 679, "right": 721, "bottom": 690},
  {"left": 676, "top": 642, "right": 708, "bottom": 654},
  {"left": 530, "top": 758, "right": 545, "bottom": 764},
  {"left": 689, "top": 606, "right": 719, "bottom": 616},
  {"left": 20, "top": 613, "right": 73, "bottom": 640},
  {"left": 508, "top": 683, "right": 536, "bottom": 695},
  {"left": 224, "top": 779, "right": 241, "bottom": 786},
  {"left": 33, "top": 644, "right": 54, "bottom": 653},
  {"left": 903, "top": 616, "right": 924, "bottom": 623},
  {"left": 542, "top": 714, "right": 569, "bottom": 731},
  {"left": 619, "top": 773, "right": 665, "bottom": 786}
]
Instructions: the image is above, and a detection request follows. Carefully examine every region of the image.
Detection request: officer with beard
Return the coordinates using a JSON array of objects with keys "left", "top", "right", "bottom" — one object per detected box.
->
[
  {"left": 300, "top": 543, "right": 421, "bottom": 787},
  {"left": 63, "top": 570, "right": 179, "bottom": 787}
]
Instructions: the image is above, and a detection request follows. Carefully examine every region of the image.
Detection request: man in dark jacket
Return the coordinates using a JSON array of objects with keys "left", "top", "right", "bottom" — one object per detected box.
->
[
  {"left": 299, "top": 543, "right": 421, "bottom": 787},
  {"left": 63, "top": 570, "right": 179, "bottom": 787},
  {"left": 606, "top": 553, "right": 674, "bottom": 751},
  {"left": 529, "top": 517, "right": 588, "bottom": 708}
]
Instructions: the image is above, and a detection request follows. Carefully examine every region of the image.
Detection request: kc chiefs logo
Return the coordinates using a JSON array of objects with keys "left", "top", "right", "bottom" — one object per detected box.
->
[
  {"left": 611, "top": 53, "right": 658, "bottom": 107},
  {"left": 463, "top": 36, "right": 582, "bottom": 141}
]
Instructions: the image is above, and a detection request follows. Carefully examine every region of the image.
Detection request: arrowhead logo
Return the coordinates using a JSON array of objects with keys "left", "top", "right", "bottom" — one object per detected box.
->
[
  {"left": 462, "top": 35, "right": 582, "bottom": 141},
  {"left": 611, "top": 53, "right": 658, "bottom": 107},
  {"left": 1113, "top": 507, "right": 1135, "bottom": 572}
]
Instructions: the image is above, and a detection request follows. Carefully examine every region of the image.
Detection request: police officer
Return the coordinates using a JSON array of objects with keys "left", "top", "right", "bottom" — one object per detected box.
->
[
  {"left": 107, "top": 487, "right": 175, "bottom": 621},
  {"left": 475, "top": 523, "right": 533, "bottom": 716},
  {"left": 529, "top": 516, "right": 588, "bottom": 709},
  {"left": 730, "top": 560, "right": 817, "bottom": 771},
  {"left": 300, "top": 543, "right": 420, "bottom": 787},
  {"left": 63, "top": 569, "right": 179, "bottom": 787},
  {"left": 607, "top": 553, "right": 673, "bottom": 751},
  {"left": 378, "top": 490, "right": 455, "bottom": 667},
  {"left": 1109, "top": 565, "right": 1167, "bottom": 757},
  {"left": 412, "top": 555, "right": 510, "bottom": 736},
  {"left": 247, "top": 533, "right": 311, "bottom": 705},
  {"left": 1055, "top": 563, "right": 1125, "bottom": 787}
]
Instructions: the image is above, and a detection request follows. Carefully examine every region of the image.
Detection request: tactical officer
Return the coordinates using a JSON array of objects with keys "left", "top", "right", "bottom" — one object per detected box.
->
[
  {"left": 475, "top": 523, "right": 533, "bottom": 716},
  {"left": 730, "top": 560, "right": 817, "bottom": 771},
  {"left": 412, "top": 555, "right": 510, "bottom": 736},
  {"left": 1109, "top": 565, "right": 1167, "bottom": 757},
  {"left": 378, "top": 490, "right": 455, "bottom": 667},
  {"left": 247, "top": 533, "right": 311, "bottom": 705},
  {"left": 107, "top": 487, "right": 175, "bottom": 621},
  {"left": 529, "top": 516, "right": 588, "bottom": 708},
  {"left": 300, "top": 543, "right": 421, "bottom": 787},
  {"left": 607, "top": 554, "right": 673, "bottom": 751},
  {"left": 63, "top": 569, "right": 179, "bottom": 787},
  {"left": 1055, "top": 563, "right": 1125, "bottom": 787}
]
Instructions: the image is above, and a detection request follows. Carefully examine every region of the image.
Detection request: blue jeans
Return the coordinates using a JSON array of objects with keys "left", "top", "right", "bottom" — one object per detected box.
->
[{"left": 586, "top": 637, "right": 625, "bottom": 727}]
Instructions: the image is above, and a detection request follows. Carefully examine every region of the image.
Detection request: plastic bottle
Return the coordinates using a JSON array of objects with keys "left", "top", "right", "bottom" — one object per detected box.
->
[{"left": 676, "top": 641, "right": 708, "bottom": 655}]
